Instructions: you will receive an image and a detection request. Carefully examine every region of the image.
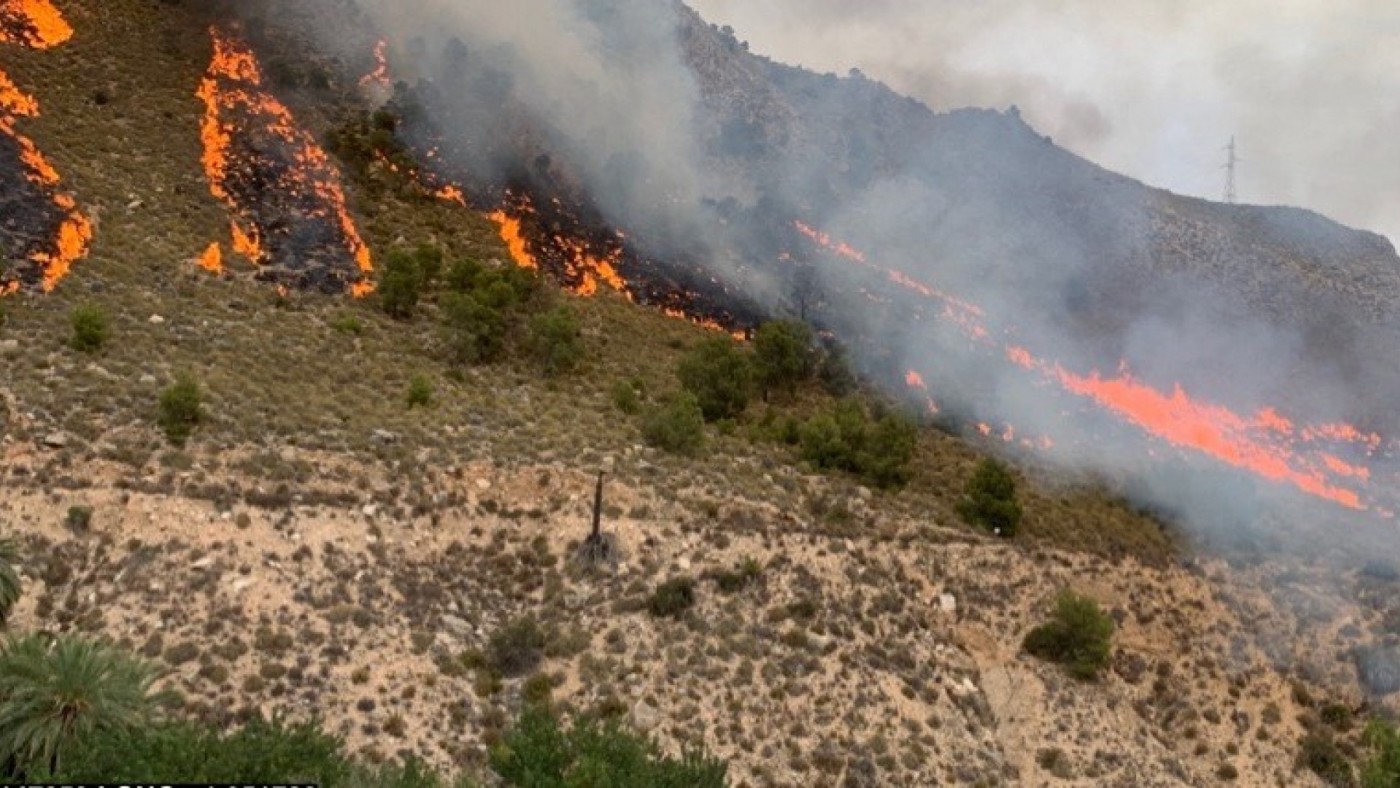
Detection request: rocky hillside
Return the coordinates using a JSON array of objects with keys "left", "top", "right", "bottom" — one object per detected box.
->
[{"left": 1, "top": 1, "right": 1399, "bottom": 786}]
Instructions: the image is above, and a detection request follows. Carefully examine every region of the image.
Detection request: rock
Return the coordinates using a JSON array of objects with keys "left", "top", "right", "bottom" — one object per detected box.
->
[
  {"left": 371, "top": 429, "right": 398, "bottom": 445},
  {"left": 441, "top": 614, "right": 472, "bottom": 638},
  {"left": 0, "top": 339, "right": 18, "bottom": 353},
  {"left": 228, "top": 577, "right": 255, "bottom": 594},
  {"left": 139, "top": 374, "right": 157, "bottom": 385},
  {"left": 86, "top": 363, "right": 116, "bottom": 380},
  {"left": 939, "top": 593, "right": 958, "bottom": 616},
  {"left": 148, "top": 314, "right": 165, "bottom": 325},
  {"left": 630, "top": 699, "right": 660, "bottom": 732},
  {"left": 362, "top": 504, "right": 378, "bottom": 518},
  {"left": 475, "top": 478, "right": 491, "bottom": 490},
  {"left": 42, "top": 432, "right": 69, "bottom": 449},
  {"left": 192, "top": 556, "right": 215, "bottom": 570},
  {"left": 676, "top": 557, "right": 691, "bottom": 572},
  {"left": 854, "top": 486, "right": 873, "bottom": 501},
  {"left": 126, "top": 199, "right": 143, "bottom": 210}
]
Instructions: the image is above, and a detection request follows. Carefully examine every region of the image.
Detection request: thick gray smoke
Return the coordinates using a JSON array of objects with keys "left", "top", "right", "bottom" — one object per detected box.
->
[
  {"left": 283, "top": 0, "right": 1400, "bottom": 548},
  {"left": 689, "top": 0, "right": 1400, "bottom": 244}
]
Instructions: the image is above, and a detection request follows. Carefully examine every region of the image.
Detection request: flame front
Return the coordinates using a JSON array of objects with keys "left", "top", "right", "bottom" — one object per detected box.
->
[
  {"left": 196, "top": 27, "right": 373, "bottom": 295},
  {"left": 0, "top": 5, "right": 91, "bottom": 296},
  {"left": 0, "top": 0, "right": 72, "bottom": 48},
  {"left": 799, "top": 221, "right": 1392, "bottom": 513}
]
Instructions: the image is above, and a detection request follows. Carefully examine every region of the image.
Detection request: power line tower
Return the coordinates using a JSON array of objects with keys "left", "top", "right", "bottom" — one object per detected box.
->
[{"left": 1223, "top": 136, "right": 1239, "bottom": 204}]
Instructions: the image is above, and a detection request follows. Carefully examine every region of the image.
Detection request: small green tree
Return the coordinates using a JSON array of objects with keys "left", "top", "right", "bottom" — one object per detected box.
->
[
  {"left": 379, "top": 250, "right": 424, "bottom": 320},
  {"left": 157, "top": 375, "right": 202, "bottom": 447},
  {"left": 752, "top": 320, "right": 814, "bottom": 398},
  {"left": 956, "top": 458, "right": 1022, "bottom": 537},
  {"left": 528, "top": 306, "right": 584, "bottom": 375},
  {"left": 441, "top": 293, "right": 506, "bottom": 365},
  {"left": 641, "top": 393, "right": 705, "bottom": 456},
  {"left": 68, "top": 304, "right": 108, "bottom": 353},
  {"left": 406, "top": 375, "right": 433, "bottom": 409},
  {"left": 1022, "top": 590, "right": 1114, "bottom": 681},
  {"left": 0, "top": 634, "right": 168, "bottom": 776},
  {"left": 677, "top": 338, "right": 754, "bottom": 422}
]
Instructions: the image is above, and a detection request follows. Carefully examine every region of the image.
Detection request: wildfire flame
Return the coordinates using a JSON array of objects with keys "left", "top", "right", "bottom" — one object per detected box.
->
[
  {"left": 0, "top": 0, "right": 72, "bottom": 49},
  {"left": 196, "top": 27, "right": 373, "bottom": 296},
  {"left": 800, "top": 221, "right": 1391, "bottom": 512},
  {"left": 360, "top": 40, "right": 391, "bottom": 93},
  {"left": 197, "top": 242, "right": 223, "bottom": 274},
  {"left": 0, "top": 65, "right": 91, "bottom": 295}
]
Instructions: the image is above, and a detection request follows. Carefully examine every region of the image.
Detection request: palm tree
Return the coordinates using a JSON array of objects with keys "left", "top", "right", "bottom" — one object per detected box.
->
[
  {"left": 0, "top": 539, "right": 21, "bottom": 625},
  {"left": 0, "top": 634, "right": 166, "bottom": 776}
]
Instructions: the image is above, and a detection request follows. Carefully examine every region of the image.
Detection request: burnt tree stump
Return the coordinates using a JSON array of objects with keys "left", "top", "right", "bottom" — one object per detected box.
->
[{"left": 576, "top": 471, "right": 617, "bottom": 567}]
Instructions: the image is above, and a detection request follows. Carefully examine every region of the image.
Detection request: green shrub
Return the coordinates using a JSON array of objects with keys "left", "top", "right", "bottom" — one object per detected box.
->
[
  {"left": 379, "top": 249, "right": 424, "bottom": 320},
  {"left": 1022, "top": 590, "right": 1114, "bottom": 680},
  {"left": 490, "top": 704, "right": 727, "bottom": 787},
  {"left": 528, "top": 306, "right": 584, "bottom": 375},
  {"left": 817, "top": 343, "right": 857, "bottom": 396},
  {"left": 487, "top": 616, "right": 547, "bottom": 678},
  {"left": 521, "top": 674, "right": 554, "bottom": 708},
  {"left": 752, "top": 320, "right": 814, "bottom": 398},
  {"left": 709, "top": 558, "right": 763, "bottom": 594},
  {"left": 647, "top": 577, "right": 696, "bottom": 619},
  {"left": 406, "top": 375, "right": 433, "bottom": 409},
  {"left": 798, "top": 399, "right": 917, "bottom": 489},
  {"left": 956, "top": 458, "right": 1022, "bottom": 537},
  {"left": 412, "top": 244, "right": 444, "bottom": 287},
  {"left": 611, "top": 379, "right": 644, "bottom": 415},
  {"left": 1299, "top": 731, "right": 1355, "bottom": 788},
  {"left": 0, "top": 539, "right": 20, "bottom": 625},
  {"left": 677, "top": 338, "right": 754, "bottom": 422},
  {"left": 157, "top": 375, "right": 202, "bottom": 447},
  {"left": 65, "top": 506, "right": 93, "bottom": 534},
  {"left": 69, "top": 304, "right": 108, "bottom": 352},
  {"left": 1363, "top": 720, "right": 1400, "bottom": 788},
  {"left": 441, "top": 293, "right": 507, "bottom": 365},
  {"left": 641, "top": 393, "right": 705, "bottom": 456},
  {"left": 329, "top": 314, "right": 364, "bottom": 335}
]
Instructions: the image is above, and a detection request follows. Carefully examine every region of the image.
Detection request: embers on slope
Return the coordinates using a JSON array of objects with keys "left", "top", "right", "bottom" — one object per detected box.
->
[
  {"left": 0, "top": 2, "right": 91, "bottom": 297},
  {"left": 197, "top": 26, "right": 373, "bottom": 296}
]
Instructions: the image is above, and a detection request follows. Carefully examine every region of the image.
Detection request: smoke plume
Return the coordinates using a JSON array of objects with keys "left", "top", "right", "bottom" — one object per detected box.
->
[{"left": 273, "top": 0, "right": 1400, "bottom": 551}]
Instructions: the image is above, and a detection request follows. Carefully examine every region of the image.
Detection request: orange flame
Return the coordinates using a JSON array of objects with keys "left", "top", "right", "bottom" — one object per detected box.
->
[
  {"left": 488, "top": 209, "right": 539, "bottom": 270},
  {"left": 197, "top": 27, "right": 373, "bottom": 295},
  {"left": 197, "top": 242, "right": 223, "bottom": 274},
  {"left": 360, "top": 39, "right": 392, "bottom": 92},
  {"left": 0, "top": 65, "right": 90, "bottom": 295},
  {"left": 0, "top": 0, "right": 72, "bottom": 49},
  {"left": 798, "top": 220, "right": 1388, "bottom": 512}
]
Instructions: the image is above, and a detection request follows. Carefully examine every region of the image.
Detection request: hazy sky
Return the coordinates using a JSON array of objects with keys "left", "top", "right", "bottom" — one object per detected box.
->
[{"left": 689, "top": 0, "right": 1400, "bottom": 244}]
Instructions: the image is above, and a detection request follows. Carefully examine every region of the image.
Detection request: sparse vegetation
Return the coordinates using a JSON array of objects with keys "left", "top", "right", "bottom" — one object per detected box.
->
[
  {"left": 1299, "top": 731, "right": 1355, "bottom": 788},
  {"left": 957, "top": 458, "right": 1023, "bottom": 537},
  {"left": 1022, "top": 590, "right": 1114, "bottom": 680},
  {"left": 0, "top": 540, "right": 19, "bottom": 625},
  {"left": 157, "top": 375, "right": 203, "bottom": 447},
  {"left": 1363, "top": 720, "right": 1400, "bottom": 788},
  {"left": 68, "top": 304, "right": 109, "bottom": 352},
  {"left": 486, "top": 616, "right": 547, "bottom": 678}
]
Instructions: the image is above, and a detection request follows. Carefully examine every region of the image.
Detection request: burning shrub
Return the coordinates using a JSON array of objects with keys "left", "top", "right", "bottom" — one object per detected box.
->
[
  {"left": 798, "top": 399, "right": 917, "bottom": 489},
  {"left": 377, "top": 248, "right": 425, "bottom": 320},
  {"left": 677, "top": 338, "right": 754, "bottom": 421},
  {"left": 753, "top": 320, "right": 815, "bottom": 398},
  {"left": 68, "top": 304, "right": 108, "bottom": 353},
  {"left": 641, "top": 393, "right": 706, "bottom": 456},
  {"left": 1022, "top": 590, "right": 1114, "bottom": 681},
  {"left": 157, "top": 375, "right": 203, "bottom": 447},
  {"left": 528, "top": 306, "right": 584, "bottom": 375},
  {"left": 957, "top": 458, "right": 1023, "bottom": 537}
]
